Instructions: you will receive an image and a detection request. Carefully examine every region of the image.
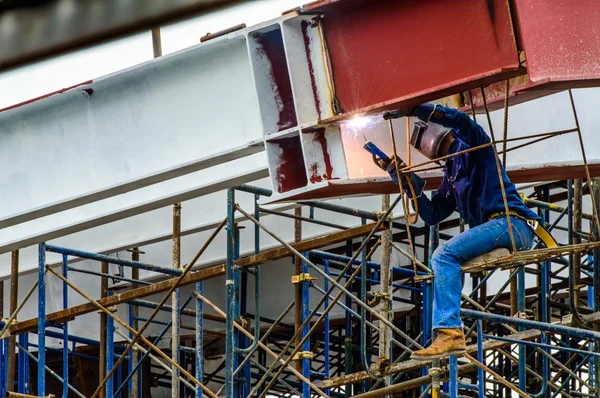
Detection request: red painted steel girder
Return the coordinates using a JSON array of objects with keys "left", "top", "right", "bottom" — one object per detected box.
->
[
  {"left": 302, "top": 0, "right": 524, "bottom": 121},
  {"left": 513, "top": 0, "right": 600, "bottom": 90},
  {"left": 462, "top": 0, "right": 600, "bottom": 112}
]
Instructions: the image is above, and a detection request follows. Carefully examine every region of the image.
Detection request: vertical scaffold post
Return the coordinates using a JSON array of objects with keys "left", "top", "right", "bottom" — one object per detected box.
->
[
  {"left": 7, "top": 250, "right": 18, "bottom": 394},
  {"left": 37, "top": 243, "right": 46, "bottom": 397},
  {"left": 130, "top": 247, "right": 141, "bottom": 398},
  {"left": 301, "top": 253, "right": 311, "bottom": 398},
  {"left": 379, "top": 194, "right": 391, "bottom": 385},
  {"left": 423, "top": 193, "right": 438, "bottom": 396},
  {"left": 99, "top": 261, "right": 108, "bottom": 398},
  {"left": 324, "top": 260, "right": 331, "bottom": 396},
  {"left": 294, "top": 207, "right": 303, "bottom": 378},
  {"left": 17, "top": 333, "right": 28, "bottom": 394},
  {"left": 106, "top": 291, "right": 115, "bottom": 398},
  {"left": 195, "top": 281, "right": 204, "bottom": 398},
  {"left": 172, "top": 203, "right": 181, "bottom": 398},
  {"left": 477, "top": 320, "right": 485, "bottom": 398},
  {"left": 344, "top": 240, "right": 353, "bottom": 398},
  {"left": 225, "top": 188, "right": 236, "bottom": 398},
  {"left": 233, "top": 221, "right": 242, "bottom": 398},
  {"left": 449, "top": 356, "right": 458, "bottom": 398},
  {"left": 62, "top": 254, "right": 69, "bottom": 398}
]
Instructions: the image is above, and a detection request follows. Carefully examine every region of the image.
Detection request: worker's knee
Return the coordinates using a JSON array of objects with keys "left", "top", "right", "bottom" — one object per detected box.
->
[{"left": 431, "top": 243, "right": 463, "bottom": 272}]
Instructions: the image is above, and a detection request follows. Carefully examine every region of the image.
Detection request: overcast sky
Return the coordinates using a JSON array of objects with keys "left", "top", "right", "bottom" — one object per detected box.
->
[{"left": 0, "top": 0, "right": 305, "bottom": 109}]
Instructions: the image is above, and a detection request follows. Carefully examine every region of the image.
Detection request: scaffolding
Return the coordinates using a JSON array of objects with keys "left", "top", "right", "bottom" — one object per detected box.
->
[{"left": 1, "top": 83, "right": 600, "bottom": 398}]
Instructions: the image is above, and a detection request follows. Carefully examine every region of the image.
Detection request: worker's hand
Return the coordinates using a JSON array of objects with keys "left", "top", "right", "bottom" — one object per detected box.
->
[
  {"left": 382, "top": 108, "right": 415, "bottom": 120},
  {"left": 385, "top": 156, "right": 408, "bottom": 185}
]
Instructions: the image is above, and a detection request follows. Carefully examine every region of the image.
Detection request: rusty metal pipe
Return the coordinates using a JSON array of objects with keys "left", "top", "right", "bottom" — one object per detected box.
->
[
  {"left": 172, "top": 203, "right": 181, "bottom": 398},
  {"left": 98, "top": 261, "right": 108, "bottom": 398},
  {"left": 350, "top": 364, "right": 477, "bottom": 398},
  {"left": 378, "top": 195, "right": 391, "bottom": 387},
  {"left": 130, "top": 248, "right": 141, "bottom": 398},
  {"left": 5, "top": 393, "right": 55, "bottom": 398}
]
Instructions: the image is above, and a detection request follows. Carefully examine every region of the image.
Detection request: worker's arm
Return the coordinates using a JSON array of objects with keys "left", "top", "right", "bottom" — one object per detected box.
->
[
  {"left": 388, "top": 164, "right": 456, "bottom": 225},
  {"left": 411, "top": 103, "right": 491, "bottom": 147}
]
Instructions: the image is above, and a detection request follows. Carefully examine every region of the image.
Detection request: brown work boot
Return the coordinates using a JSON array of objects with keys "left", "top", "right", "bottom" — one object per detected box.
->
[{"left": 411, "top": 328, "right": 466, "bottom": 361}]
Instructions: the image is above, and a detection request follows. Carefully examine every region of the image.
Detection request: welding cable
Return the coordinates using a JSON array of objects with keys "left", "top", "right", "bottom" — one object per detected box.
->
[{"left": 388, "top": 119, "right": 419, "bottom": 224}]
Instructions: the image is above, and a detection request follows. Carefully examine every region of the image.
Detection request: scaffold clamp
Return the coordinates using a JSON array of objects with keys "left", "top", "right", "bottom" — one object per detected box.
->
[
  {"left": 291, "top": 273, "right": 316, "bottom": 284},
  {"left": 292, "top": 351, "right": 315, "bottom": 360}
]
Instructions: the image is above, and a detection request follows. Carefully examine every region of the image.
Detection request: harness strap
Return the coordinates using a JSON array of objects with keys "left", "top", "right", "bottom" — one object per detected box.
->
[{"left": 488, "top": 211, "right": 558, "bottom": 249}]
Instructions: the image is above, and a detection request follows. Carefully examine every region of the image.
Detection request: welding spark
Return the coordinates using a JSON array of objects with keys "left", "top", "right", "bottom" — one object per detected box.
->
[
  {"left": 344, "top": 115, "right": 378, "bottom": 144},
  {"left": 348, "top": 116, "right": 371, "bottom": 129}
]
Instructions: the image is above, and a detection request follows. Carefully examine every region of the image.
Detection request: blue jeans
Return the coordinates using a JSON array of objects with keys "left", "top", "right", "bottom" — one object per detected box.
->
[{"left": 431, "top": 216, "right": 534, "bottom": 329}]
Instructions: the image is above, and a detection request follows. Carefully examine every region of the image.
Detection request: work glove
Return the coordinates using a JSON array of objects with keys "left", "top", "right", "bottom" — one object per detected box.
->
[
  {"left": 386, "top": 157, "right": 425, "bottom": 199},
  {"left": 385, "top": 156, "right": 406, "bottom": 185},
  {"left": 382, "top": 107, "right": 416, "bottom": 120}
]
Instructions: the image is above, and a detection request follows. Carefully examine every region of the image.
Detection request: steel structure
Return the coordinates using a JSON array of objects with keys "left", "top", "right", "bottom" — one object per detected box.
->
[{"left": 1, "top": 1, "right": 600, "bottom": 397}]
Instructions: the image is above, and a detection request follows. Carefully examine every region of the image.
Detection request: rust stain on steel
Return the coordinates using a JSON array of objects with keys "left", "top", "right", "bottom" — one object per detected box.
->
[
  {"left": 11, "top": 223, "right": 380, "bottom": 335},
  {"left": 200, "top": 23, "right": 246, "bottom": 42},
  {"left": 254, "top": 30, "right": 298, "bottom": 131},
  {"left": 301, "top": 17, "right": 322, "bottom": 120},
  {"left": 305, "top": 127, "right": 334, "bottom": 183},
  {"left": 322, "top": 328, "right": 541, "bottom": 388},
  {"left": 271, "top": 136, "right": 307, "bottom": 193}
]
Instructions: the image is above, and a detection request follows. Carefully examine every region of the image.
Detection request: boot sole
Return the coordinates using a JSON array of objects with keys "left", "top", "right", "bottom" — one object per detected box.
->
[{"left": 410, "top": 349, "right": 467, "bottom": 362}]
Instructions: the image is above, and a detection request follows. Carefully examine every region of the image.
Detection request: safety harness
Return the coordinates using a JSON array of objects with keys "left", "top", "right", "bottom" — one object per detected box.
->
[{"left": 488, "top": 210, "right": 558, "bottom": 249}]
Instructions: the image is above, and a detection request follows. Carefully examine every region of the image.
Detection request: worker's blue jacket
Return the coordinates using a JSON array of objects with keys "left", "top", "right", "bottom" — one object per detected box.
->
[{"left": 405, "top": 103, "right": 539, "bottom": 228}]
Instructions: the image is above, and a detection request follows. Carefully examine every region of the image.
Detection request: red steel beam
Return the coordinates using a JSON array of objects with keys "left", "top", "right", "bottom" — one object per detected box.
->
[{"left": 303, "top": 0, "right": 523, "bottom": 122}]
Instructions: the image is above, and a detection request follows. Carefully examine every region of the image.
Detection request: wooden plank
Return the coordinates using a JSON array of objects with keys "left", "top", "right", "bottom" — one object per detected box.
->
[{"left": 11, "top": 222, "right": 379, "bottom": 335}]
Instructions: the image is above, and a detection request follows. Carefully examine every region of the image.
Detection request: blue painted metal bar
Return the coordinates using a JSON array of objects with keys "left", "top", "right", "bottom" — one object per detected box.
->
[
  {"left": 106, "top": 291, "right": 115, "bottom": 398},
  {"left": 17, "top": 343, "right": 86, "bottom": 398},
  {"left": 462, "top": 309, "right": 600, "bottom": 340},
  {"left": 129, "top": 299, "right": 198, "bottom": 318},
  {"left": 326, "top": 271, "right": 422, "bottom": 292},
  {"left": 37, "top": 243, "right": 46, "bottom": 397},
  {"left": 422, "top": 208, "right": 438, "bottom": 393},
  {"left": 477, "top": 320, "right": 485, "bottom": 398},
  {"left": 324, "top": 260, "right": 331, "bottom": 396},
  {"left": 1, "top": 338, "right": 6, "bottom": 396},
  {"left": 482, "top": 334, "right": 600, "bottom": 358},
  {"left": 534, "top": 187, "right": 550, "bottom": 398},
  {"left": 62, "top": 254, "right": 69, "bottom": 398},
  {"left": 310, "top": 250, "right": 424, "bottom": 277},
  {"left": 359, "top": 217, "right": 377, "bottom": 386},
  {"left": 113, "top": 294, "right": 194, "bottom": 398},
  {"left": 45, "top": 244, "right": 182, "bottom": 276},
  {"left": 196, "top": 281, "right": 204, "bottom": 398},
  {"left": 302, "top": 253, "right": 311, "bottom": 398},
  {"left": 233, "top": 214, "right": 242, "bottom": 398},
  {"left": 17, "top": 334, "right": 28, "bottom": 394},
  {"left": 449, "top": 356, "right": 458, "bottom": 398},
  {"left": 518, "top": 267, "right": 526, "bottom": 397},
  {"left": 225, "top": 187, "right": 236, "bottom": 398},
  {"left": 344, "top": 240, "right": 353, "bottom": 398},
  {"left": 127, "top": 304, "right": 134, "bottom": 395},
  {"left": 67, "top": 266, "right": 152, "bottom": 286}
]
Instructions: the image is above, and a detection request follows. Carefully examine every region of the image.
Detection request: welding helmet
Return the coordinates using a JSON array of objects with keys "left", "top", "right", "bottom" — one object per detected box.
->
[{"left": 410, "top": 120, "right": 453, "bottom": 160}]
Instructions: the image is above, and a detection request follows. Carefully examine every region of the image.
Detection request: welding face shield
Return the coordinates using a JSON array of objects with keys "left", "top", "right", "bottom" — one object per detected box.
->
[{"left": 410, "top": 120, "right": 453, "bottom": 160}]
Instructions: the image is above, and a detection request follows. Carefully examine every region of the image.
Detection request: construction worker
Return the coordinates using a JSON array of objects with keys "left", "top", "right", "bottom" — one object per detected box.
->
[{"left": 382, "top": 103, "right": 540, "bottom": 361}]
